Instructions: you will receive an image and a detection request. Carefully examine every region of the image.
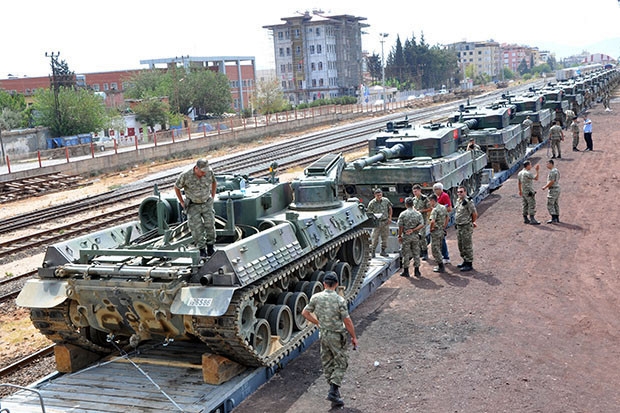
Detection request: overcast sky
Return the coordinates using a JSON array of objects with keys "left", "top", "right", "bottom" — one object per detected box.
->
[{"left": 2, "top": 0, "right": 619, "bottom": 78}]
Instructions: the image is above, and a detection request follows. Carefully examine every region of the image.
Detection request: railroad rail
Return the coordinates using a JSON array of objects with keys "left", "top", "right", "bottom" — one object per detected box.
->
[{"left": 0, "top": 173, "right": 86, "bottom": 204}]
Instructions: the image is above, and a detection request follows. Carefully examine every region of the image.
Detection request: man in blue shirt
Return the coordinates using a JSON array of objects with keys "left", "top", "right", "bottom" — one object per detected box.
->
[{"left": 583, "top": 117, "right": 593, "bottom": 152}]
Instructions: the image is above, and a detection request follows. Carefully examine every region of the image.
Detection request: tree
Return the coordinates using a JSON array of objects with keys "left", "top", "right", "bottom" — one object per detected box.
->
[
  {"left": 33, "top": 87, "right": 108, "bottom": 137},
  {"left": 0, "top": 90, "right": 28, "bottom": 128},
  {"left": 133, "top": 98, "right": 169, "bottom": 131},
  {"left": 0, "top": 108, "right": 24, "bottom": 130},
  {"left": 502, "top": 67, "right": 516, "bottom": 80},
  {"left": 123, "top": 69, "right": 169, "bottom": 100},
  {"left": 252, "top": 79, "right": 288, "bottom": 114},
  {"left": 366, "top": 53, "right": 382, "bottom": 82},
  {"left": 180, "top": 70, "right": 231, "bottom": 116},
  {"left": 517, "top": 58, "right": 529, "bottom": 75}
]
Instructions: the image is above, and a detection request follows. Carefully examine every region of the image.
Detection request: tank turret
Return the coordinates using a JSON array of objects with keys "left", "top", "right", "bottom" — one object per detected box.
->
[{"left": 17, "top": 154, "right": 372, "bottom": 368}]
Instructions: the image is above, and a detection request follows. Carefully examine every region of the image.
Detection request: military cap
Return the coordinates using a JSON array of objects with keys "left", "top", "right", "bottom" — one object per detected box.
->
[
  {"left": 323, "top": 272, "right": 339, "bottom": 284},
  {"left": 405, "top": 197, "right": 414, "bottom": 206},
  {"left": 196, "top": 158, "right": 209, "bottom": 172},
  {"left": 374, "top": 188, "right": 383, "bottom": 194}
]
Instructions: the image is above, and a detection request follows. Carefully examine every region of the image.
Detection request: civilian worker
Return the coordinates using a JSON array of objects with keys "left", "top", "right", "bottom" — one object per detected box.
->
[
  {"left": 174, "top": 158, "right": 217, "bottom": 258},
  {"left": 366, "top": 188, "right": 393, "bottom": 258},
  {"left": 583, "top": 117, "right": 593, "bottom": 151},
  {"left": 433, "top": 183, "right": 452, "bottom": 264},
  {"left": 302, "top": 272, "right": 358, "bottom": 408},
  {"left": 454, "top": 186, "right": 477, "bottom": 272}
]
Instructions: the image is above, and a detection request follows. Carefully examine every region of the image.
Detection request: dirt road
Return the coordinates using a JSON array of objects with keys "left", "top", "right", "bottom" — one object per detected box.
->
[{"left": 233, "top": 101, "right": 620, "bottom": 412}]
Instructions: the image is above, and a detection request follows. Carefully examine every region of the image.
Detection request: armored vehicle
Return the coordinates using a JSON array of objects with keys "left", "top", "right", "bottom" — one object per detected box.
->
[
  {"left": 340, "top": 118, "right": 488, "bottom": 213},
  {"left": 17, "top": 154, "right": 372, "bottom": 367},
  {"left": 451, "top": 103, "right": 530, "bottom": 171},
  {"left": 498, "top": 92, "right": 553, "bottom": 142}
]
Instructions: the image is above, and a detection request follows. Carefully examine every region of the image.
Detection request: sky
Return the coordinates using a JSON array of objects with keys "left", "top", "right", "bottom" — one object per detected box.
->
[{"left": 2, "top": 0, "right": 619, "bottom": 79}]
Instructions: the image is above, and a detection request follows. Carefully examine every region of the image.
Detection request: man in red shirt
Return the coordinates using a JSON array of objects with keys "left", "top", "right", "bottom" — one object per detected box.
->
[{"left": 433, "top": 183, "right": 452, "bottom": 264}]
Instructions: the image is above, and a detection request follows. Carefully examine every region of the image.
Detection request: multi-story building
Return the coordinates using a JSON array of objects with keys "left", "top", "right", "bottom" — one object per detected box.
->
[
  {"left": 263, "top": 11, "right": 368, "bottom": 105},
  {"left": 502, "top": 44, "right": 533, "bottom": 73},
  {"left": 449, "top": 40, "right": 501, "bottom": 81}
]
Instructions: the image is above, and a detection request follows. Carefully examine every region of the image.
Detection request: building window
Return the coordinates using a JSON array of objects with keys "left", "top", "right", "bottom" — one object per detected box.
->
[
  {"left": 319, "top": 78, "right": 324, "bottom": 86},
  {"left": 294, "top": 29, "right": 300, "bottom": 38},
  {"left": 278, "top": 31, "right": 284, "bottom": 40},
  {"left": 111, "top": 82, "right": 118, "bottom": 90},
  {"left": 287, "top": 63, "right": 292, "bottom": 72},
  {"left": 310, "top": 45, "right": 315, "bottom": 54},
  {"left": 279, "top": 48, "right": 284, "bottom": 57},
  {"left": 103, "top": 83, "right": 109, "bottom": 91},
  {"left": 281, "top": 64, "right": 286, "bottom": 72},
  {"left": 282, "top": 81, "right": 287, "bottom": 88},
  {"left": 286, "top": 47, "right": 291, "bottom": 56},
  {"left": 316, "top": 28, "right": 320, "bottom": 36},
  {"left": 297, "top": 80, "right": 303, "bottom": 89},
  {"left": 317, "top": 45, "right": 322, "bottom": 54},
  {"left": 93, "top": 84, "right": 100, "bottom": 91},
  {"left": 318, "top": 61, "right": 323, "bottom": 70},
  {"left": 296, "top": 46, "right": 301, "bottom": 56},
  {"left": 297, "top": 63, "right": 303, "bottom": 71},
  {"left": 311, "top": 62, "right": 316, "bottom": 71},
  {"left": 312, "top": 79, "right": 317, "bottom": 87}
]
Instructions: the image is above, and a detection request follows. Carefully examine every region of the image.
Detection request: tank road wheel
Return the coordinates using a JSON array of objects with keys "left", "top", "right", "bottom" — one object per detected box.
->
[
  {"left": 267, "top": 305, "right": 293, "bottom": 343},
  {"left": 276, "top": 292, "right": 293, "bottom": 305},
  {"left": 303, "top": 281, "right": 324, "bottom": 298},
  {"left": 238, "top": 299, "right": 258, "bottom": 343},
  {"left": 257, "top": 304, "right": 275, "bottom": 320},
  {"left": 310, "top": 270, "right": 325, "bottom": 282},
  {"left": 287, "top": 292, "right": 308, "bottom": 330},
  {"left": 251, "top": 319, "right": 271, "bottom": 358},
  {"left": 334, "top": 262, "right": 353, "bottom": 294},
  {"left": 343, "top": 236, "right": 366, "bottom": 266}
]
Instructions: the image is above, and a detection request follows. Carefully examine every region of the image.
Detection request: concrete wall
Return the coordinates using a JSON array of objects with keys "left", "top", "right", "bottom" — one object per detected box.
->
[{"left": 2, "top": 127, "right": 49, "bottom": 156}]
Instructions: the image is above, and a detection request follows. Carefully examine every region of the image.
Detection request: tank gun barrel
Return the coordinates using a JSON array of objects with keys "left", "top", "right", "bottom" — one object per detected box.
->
[
  {"left": 463, "top": 119, "right": 478, "bottom": 130},
  {"left": 353, "top": 144, "right": 405, "bottom": 171}
]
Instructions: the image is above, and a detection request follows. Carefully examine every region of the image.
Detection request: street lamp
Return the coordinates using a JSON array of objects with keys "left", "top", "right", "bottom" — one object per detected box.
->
[{"left": 380, "top": 33, "right": 389, "bottom": 111}]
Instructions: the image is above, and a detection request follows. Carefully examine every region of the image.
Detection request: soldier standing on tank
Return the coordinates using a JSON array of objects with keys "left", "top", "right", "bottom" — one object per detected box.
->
[
  {"left": 454, "top": 186, "right": 478, "bottom": 272},
  {"left": 302, "top": 272, "right": 358, "bottom": 408},
  {"left": 411, "top": 184, "right": 431, "bottom": 260},
  {"left": 542, "top": 159, "right": 561, "bottom": 224},
  {"left": 518, "top": 160, "right": 540, "bottom": 225},
  {"left": 174, "top": 158, "right": 218, "bottom": 258},
  {"left": 522, "top": 116, "right": 534, "bottom": 143},
  {"left": 549, "top": 120, "right": 564, "bottom": 159},
  {"left": 570, "top": 117, "right": 580, "bottom": 151},
  {"left": 366, "top": 188, "right": 393, "bottom": 258},
  {"left": 397, "top": 197, "right": 424, "bottom": 277},
  {"left": 428, "top": 194, "right": 449, "bottom": 273},
  {"left": 564, "top": 108, "right": 575, "bottom": 130}
]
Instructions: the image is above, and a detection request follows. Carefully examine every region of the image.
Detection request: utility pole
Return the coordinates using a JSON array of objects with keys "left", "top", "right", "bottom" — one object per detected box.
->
[
  {"left": 380, "top": 33, "right": 389, "bottom": 111},
  {"left": 46, "top": 51, "right": 62, "bottom": 137}
]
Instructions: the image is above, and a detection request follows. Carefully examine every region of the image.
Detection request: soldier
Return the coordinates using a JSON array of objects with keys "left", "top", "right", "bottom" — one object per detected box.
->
[
  {"left": 517, "top": 160, "right": 541, "bottom": 225},
  {"left": 174, "top": 158, "right": 218, "bottom": 257},
  {"left": 522, "top": 116, "right": 534, "bottom": 143},
  {"left": 302, "top": 272, "right": 358, "bottom": 408},
  {"left": 428, "top": 193, "right": 449, "bottom": 273},
  {"left": 411, "top": 184, "right": 431, "bottom": 260},
  {"left": 454, "top": 186, "right": 478, "bottom": 272},
  {"left": 564, "top": 108, "right": 575, "bottom": 129},
  {"left": 466, "top": 138, "right": 481, "bottom": 151},
  {"left": 542, "top": 159, "right": 561, "bottom": 224},
  {"left": 366, "top": 188, "right": 393, "bottom": 258},
  {"left": 549, "top": 120, "right": 564, "bottom": 159},
  {"left": 397, "top": 197, "right": 424, "bottom": 277},
  {"left": 570, "top": 117, "right": 580, "bottom": 151}
]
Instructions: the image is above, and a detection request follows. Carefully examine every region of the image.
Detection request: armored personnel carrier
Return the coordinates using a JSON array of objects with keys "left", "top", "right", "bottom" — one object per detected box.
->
[
  {"left": 451, "top": 102, "right": 530, "bottom": 171},
  {"left": 340, "top": 118, "right": 488, "bottom": 213},
  {"left": 17, "top": 154, "right": 372, "bottom": 367}
]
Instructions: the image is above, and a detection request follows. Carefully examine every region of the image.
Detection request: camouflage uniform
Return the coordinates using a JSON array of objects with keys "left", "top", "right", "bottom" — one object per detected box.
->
[
  {"left": 546, "top": 167, "right": 561, "bottom": 216},
  {"left": 522, "top": 118, "right": 534, "bottom": 143},
  {"left": 175, "top": 167, "right": 217, "bottom": 249},
  {"left": 455, "top": 196, "right": 477, "bottom": 264},
  {"left": 303, "top": 290, "right": 350, "bottom": 387},
  {"left": 429, "top": 203, "right": 448, "bottom": 266},
  {"left": 367, "top": 197, "right": 393, "bottom": 255},
  {"left": 571, "top": 120, "right": 580, "bottom": 150},
  {"left": 397, "top": 207, "right": 423, "bottom": 269},
  {"left": 412, "top": 194, "right": 430, "bottom": 256},
  {"left": 564, "top": 109, "right": 575, "bottom": 129},
  {"left": 518, "top": 169, "right": 537, "bottom": 216},
  {"left": 549, "top": 124, "right": 563, "bottom": 158}
]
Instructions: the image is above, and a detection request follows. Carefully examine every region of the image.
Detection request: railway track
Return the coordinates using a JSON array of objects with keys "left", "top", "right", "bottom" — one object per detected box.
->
[{"left": 0, "top": 173, "right": 86, "bottom": 204}]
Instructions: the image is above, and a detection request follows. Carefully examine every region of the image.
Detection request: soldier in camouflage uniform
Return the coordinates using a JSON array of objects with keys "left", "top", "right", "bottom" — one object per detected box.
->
[
  {"left": 397, "top": 197, "right": 424, "bottom": 277},
  {"left": 542, "top": 159, "right": 561, "bottom": 224},
  {"left": 428, "top": 194, "right": 449, "bottom": 273},
  {"left": 302, "top": 272, "right": 358, "bottom": 408},
  {"left": 564, "top": 109, "right": 575, "bottom": 130},
  {"left": 522, "top": 116, "right": 534, "bottom": 143},
  {"left": 366, "top": 188, "right": 393, "bottom": 258},
  {"left": 454, "top": 186, "right": 478, "bottom": 272},
  {"left": 517, "top": 160, "right": 540, "bottom": 225},
  {"left": 570, "top": 117, "right": 580, "bottom": 151},
  {"left": 549, "top": 120, "right": 564, "bottom": 159},
  {"left": 411, "top": 184, "right": 431, "bottom": 260},
  {"left": 174, "top": 158, "right": 218, "bottom": 257}
]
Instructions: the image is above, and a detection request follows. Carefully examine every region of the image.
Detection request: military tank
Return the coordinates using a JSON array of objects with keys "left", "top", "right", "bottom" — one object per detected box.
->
[
  {"left": 17, "top": 154, "right": 372, "bottom": 367},
  {"left": 451, "top": 102, "right": 530, "bottom": 171},
  {"left": 497, "top": 92, "right": 553, "bottom": 143},
  {"left": 340, "top": 118, "right": 488, "bottom": 213}
]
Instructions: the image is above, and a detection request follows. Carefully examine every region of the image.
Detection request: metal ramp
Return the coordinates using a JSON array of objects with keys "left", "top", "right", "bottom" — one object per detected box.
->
[{"left": 1, "top": 257, "right": 398, "bottom": 413}]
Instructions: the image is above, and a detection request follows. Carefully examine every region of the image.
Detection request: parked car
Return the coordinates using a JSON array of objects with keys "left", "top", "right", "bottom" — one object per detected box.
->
[{"left": 92, "top": 136, "right": 116, "bottom": 151}]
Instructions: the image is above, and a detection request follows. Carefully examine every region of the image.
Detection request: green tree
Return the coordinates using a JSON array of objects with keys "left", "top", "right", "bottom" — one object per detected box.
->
[
  {"left": 252, "top": 78, "right": 288, "bottom": 114},
  {"left": 517, "top": 58, "right": 529, "bottom": 75},
  {"left": 366, "top": 53, "right": 382, "bottom": 82},
  {"left": 0, "top": 108, "right": 24, "bottom": 130},
  {"left": 124, "top": 69, "right": 169, "bottom": 100},
  {"left": 0, "top": 91, "right": 28, "bottom": 128},
  {"left": 133, "top": 97, "right": 169, "bottom": 130},
  {"left": 502, "top": 67, "right": 516, "bottom": 80},
  {"left": 33, "top": 87, "right": 108, "bottom": 137},
  {"left": 180, "top": 69, "right": 231, "bottom": 116}
]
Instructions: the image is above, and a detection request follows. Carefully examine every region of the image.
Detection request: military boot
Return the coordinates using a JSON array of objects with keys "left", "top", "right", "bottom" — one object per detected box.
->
[
  {"left": 400, "top": 267, "right": 410, "bottom": 277},
  {"left": 555, "top": 215, "right": 560, "bottom": 223},
  {"left": 380, "top": 248, "right": 388, "bottom": 257},
  {"left": 199, "top": 248, "right": 207, "bottom": 258},
  {"left": 433, "top": 263, "right": 445, "bottom": 273},
  {"left": 206, "top": 244, "right": 215, "bottom": 256},
  {"left": 529, "top": 215, "right": 541, "bottom": 225},
  {"left": 414, "top": 267, "right": 421, "bottom": 277},
  {"left": 460, "top": 262, "right": 473, "bottom": 272},
  {"left": 546, "top": 216, "right": 555, "bottom": 224},
  {"left": 523, "top": 215, "right": 530, "bottom": 224},
  {"left": 327, "top": 383, "right": 344, "bottom": 407}
]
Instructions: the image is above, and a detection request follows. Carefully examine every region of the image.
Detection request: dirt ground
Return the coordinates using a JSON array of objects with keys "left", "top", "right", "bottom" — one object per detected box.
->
[{"left": 233, "top": 101, "right": 620, "bottom": 413}]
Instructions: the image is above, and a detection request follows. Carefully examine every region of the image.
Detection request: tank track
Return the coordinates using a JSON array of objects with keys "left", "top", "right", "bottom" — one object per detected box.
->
[
  {"left": 30, "top": 301, "right": 114, "bottom": 354},
  {"left": 191, "top": 228, "right": 370, "bottom": 367}
]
